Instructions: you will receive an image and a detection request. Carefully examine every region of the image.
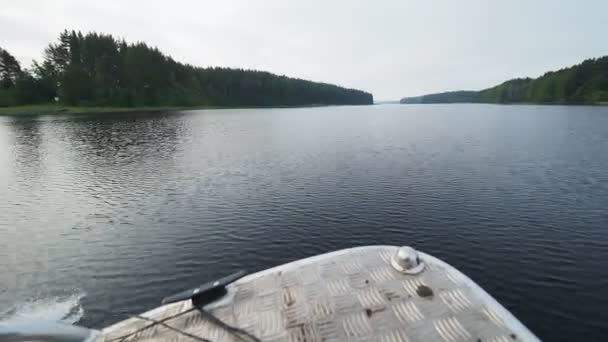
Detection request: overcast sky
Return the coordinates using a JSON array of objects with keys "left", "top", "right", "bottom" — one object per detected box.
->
[{"left": 2, "top": 0, "right": 607, "bottom": 100}]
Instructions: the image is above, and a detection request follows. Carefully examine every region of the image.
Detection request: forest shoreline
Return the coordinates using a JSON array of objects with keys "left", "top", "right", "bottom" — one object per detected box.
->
[
  {"left": 0, "top": 103, "right": 365, "bottom": 116},
  {"left": 400, "top": 56, "right": 608, "bottom": 105},
  {"left": 0, "top": 30, "right": 372, "bottom": 109}
]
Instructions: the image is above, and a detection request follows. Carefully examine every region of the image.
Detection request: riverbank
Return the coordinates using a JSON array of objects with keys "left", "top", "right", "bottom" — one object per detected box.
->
[
  {"left": 400, "top": 101, "right": 608, "bottom": 106},
  {"left": 0, "top": 104, "right": 217, "bottom": 116},
  {"left": 0, "top": 103, "right": 355, "bottom": 116}
]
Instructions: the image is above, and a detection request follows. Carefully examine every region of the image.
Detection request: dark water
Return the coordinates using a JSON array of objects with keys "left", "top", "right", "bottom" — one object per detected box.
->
[{"left": 1, "top": 104, "right": 607, "bottom": 340}]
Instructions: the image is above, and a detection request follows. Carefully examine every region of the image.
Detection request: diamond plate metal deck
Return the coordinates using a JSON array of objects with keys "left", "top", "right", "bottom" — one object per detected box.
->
[{"left": 100, "top": 246, "right": 539, "bottom": 342}]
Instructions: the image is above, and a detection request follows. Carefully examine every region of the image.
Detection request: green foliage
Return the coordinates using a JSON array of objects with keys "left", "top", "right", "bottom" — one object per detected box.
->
[
  {"left": 478, "top": 78, "right": 532, "bottom": 103},
  {"left": 0, "top": 46, "right": 57, "bottom": 106},
  {"left": 400, "top": 91, "right": 479, "bottom": 104},
  {"left": 0, "top": 47, "right": 21, "bottom": 89},
  {"left": 400, "top": 57, "right": 608, "bottom": 104},
  {"left": 1, "top": 30, "right": 372, "bottom": 108}
]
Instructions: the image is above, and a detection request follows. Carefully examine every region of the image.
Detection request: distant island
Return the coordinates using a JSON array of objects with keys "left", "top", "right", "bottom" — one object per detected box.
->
[
  {"left": 0, "top": 30, "right": 373, "bottom": 113},
  {"left": 401, "top": 56, "right": 608, "bottom": 105}
]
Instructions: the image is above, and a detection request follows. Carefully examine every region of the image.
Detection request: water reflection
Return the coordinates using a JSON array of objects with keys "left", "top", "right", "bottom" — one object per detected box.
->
[
  {"left": 3, "top": 117, "right": 45, "bottom": 185},
  {"left": 57, "top": 112, "right": 187, "bottom": 166}
]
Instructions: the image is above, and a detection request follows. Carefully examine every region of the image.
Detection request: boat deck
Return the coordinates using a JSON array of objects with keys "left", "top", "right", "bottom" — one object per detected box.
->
[{"left": 100, "top": 246, "right": 538, "bottom": 341}]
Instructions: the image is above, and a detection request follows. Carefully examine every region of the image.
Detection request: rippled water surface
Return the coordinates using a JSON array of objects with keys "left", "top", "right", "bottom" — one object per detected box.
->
[{"left": 1, "top": 104, "right": 607, "bottom": 340}]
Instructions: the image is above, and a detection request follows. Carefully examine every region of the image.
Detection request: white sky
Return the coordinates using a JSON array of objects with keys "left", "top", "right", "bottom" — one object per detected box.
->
[{"left": 1, "top": 0, "right": 607, "bottom": 100}]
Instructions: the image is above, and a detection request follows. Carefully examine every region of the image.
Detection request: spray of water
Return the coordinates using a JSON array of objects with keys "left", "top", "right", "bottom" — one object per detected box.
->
[{"left": 0, "top": 292, "right": 85, "bottom": 324}]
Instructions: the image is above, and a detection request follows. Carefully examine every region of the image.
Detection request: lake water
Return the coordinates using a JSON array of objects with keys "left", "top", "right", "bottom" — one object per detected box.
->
[{"left": 1, "top": 104, "right": 607, "bottom": 340}]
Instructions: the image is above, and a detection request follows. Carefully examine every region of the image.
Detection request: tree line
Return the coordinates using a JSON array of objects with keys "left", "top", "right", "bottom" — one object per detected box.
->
[
  {"left": 1, "top": 30, "right": 373, "bottom": 108},
  {"left": 401, "top": 56, "right": 608, "bottom": 104}
]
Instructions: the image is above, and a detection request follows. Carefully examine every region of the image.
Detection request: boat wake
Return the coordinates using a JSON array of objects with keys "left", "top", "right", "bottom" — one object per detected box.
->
[{"left": 0, "top": 292, "right": 85, "bottom": 324}]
